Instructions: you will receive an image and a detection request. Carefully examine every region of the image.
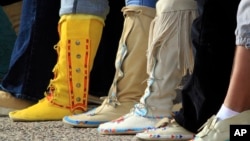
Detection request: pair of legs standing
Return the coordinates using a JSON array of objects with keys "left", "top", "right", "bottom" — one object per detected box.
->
[
  {"left": 2, "top": 0, "right": 197, "bottom": 128},
  {"left": 63, "top": 0, "right": 198, "bottom": 135},
  {"left": 2, "top": 0, "right": 241, "bottom": 140},
  {"left": 135, "top": 0, "right": 250, "bottom": 141},
  {"left": 0, "top": 0, "right": 123, "bottom": 119}
]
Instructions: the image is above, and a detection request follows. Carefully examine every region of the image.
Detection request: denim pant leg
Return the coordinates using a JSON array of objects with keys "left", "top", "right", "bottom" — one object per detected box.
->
[
  {"left": 125, "top": 0, "right": 157, "bottom": 8},
  {"left": 60, "top": 0, "right": 109, "bottom": 19},
  {"left": 0, "top": 0, "right": 60, "bottom": 101},
  {"left": 175, "top": 0, "right": 241, "bottom": 133}
]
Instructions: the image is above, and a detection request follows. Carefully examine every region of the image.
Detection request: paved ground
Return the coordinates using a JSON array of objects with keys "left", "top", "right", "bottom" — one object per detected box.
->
[
  {"left": 0, "top": 103, "right": 182, "bottom": 141},
  {"left": 0, "top": 75, "right": 186, "bottom": 141},
  {"left": 0, "top": 116, "right": 134, "bottom": 141},
  {"left": 0, "top": 86, "right": 184, "bottom": 141}
]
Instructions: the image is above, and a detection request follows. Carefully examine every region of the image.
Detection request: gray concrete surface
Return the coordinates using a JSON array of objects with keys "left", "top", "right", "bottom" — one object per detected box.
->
[
  {"left": 0, "top": 71, "right": 187, "bottom": 141},
  {"left": 0, "top": 116, "right": 134, "bottom": 141}
]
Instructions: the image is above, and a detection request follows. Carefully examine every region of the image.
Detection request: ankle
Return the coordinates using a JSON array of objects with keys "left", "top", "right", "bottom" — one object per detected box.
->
[{"left": 216, "top": 104, "right": 239, "bottom": 121}]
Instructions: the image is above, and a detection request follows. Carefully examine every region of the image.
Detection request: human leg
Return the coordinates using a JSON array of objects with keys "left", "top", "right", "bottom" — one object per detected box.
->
[
  {"left": 194, "top": 47, "right": 250, "bottom": 141},
  {"left": 214, "top": 53, "right": 250, "bottom": 122},
  {"left": 134, "top": 0, "right": 241, "bottom": 140},
  {"left": 222, "top": 48, "right": 250, "bottom": 112},
  {"left": 0, "top": 6, "right": 17, "bottom": 115},
  {"left": 62, "top": 0, "right": 156, "bottom": 127},
  {"left": 8, "top": 0, "right": 109, "bottom": 121},
  {"left": 98, "top": 0, "right": 197, "bottom": 134},
  {"left": 195, "top": 1, "right": 250, "bottom": 140},
  {"left": 174, "top": 0, "right": 241, "bottom": 132},
  {"left": 0, "top": 0, "right": 60, "bottom": 113}
]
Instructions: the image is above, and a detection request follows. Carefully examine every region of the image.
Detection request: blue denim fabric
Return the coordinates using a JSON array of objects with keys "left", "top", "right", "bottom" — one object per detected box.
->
[
  {"left": 125, "top": 0, "right": 157, "bottom": 8},
  {"left": 0, "top": 0, "right": 60, "bottom": 101},
  {"left": 235, "top": 0, "right": 250, "bottom": 49},
  {"left": 60, "top": 0, "right": 110, "bottom": 20}
]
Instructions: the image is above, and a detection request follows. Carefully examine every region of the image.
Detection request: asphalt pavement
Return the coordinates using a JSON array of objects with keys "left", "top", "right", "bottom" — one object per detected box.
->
[{"left": 0, "top": 116, "right": 134, "bottom": 141}]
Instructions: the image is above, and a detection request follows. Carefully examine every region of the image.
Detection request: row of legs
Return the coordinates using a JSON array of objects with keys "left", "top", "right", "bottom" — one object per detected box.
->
[{"left": 0, "top": 0, "right": 246, "bottom": 141}]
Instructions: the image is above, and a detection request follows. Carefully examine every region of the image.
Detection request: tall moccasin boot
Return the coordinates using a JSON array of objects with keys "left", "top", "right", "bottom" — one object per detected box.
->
[
  {"left": 63, "top": 6, "right": 156, "bottom": 127},
  {"left": 9, "top": 14, "right": 104, "bottom": 121},
  {"left": 98, "top": 0, "right": 198, "bottom": 134}
]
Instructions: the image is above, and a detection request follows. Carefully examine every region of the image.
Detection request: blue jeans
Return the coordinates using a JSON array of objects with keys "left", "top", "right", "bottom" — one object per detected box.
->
[
  {"left": 0, "top": 0, "right": 60, "bottom": 101},
  {"left": 175, "top": 0, "right": 241, "bottom": 133},
  {"left": 126, "top": 0, "right": 157, "bottom": 8},
  {"left": 60, "top": 0, "right": 109, "bottom": 19}
]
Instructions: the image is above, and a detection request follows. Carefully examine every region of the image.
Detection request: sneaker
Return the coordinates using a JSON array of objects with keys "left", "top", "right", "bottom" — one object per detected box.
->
[
  {"left": 194, "top": 110, "right": 250, "bottom": 141},
  {"left": 135, "top": 118, "right": 195, "bottom": 140},
  {"left": 97, "top": 103, "right": 165, "bottom": 135},
  {"left": 63, "top": 99, "right": 135, "bottom": 127}
]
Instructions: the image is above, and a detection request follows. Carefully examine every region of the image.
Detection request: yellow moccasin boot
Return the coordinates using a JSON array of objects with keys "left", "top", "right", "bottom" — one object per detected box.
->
[{"left": 9, "top": 14, "right": 104, "bottom": 121}]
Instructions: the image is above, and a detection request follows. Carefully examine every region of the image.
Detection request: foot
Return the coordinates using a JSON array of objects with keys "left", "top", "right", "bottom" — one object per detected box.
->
[
  {"left": 135, "top": 118, "right": 195, "bottom": 140},
  {"left": 0, "top": 90, "right": 35, "bottom": 116},
  {"left": 63, "top": 99, "right": 135, "bottom": 127},
  {"left": 97, "top": 103, "right": 164, "bottom": 135},
  {"left": 9, "top": 97, "right": 84, "bottom": 121},
  {"left": 194, "top": 110, "right": 250, "bottom": 141}
]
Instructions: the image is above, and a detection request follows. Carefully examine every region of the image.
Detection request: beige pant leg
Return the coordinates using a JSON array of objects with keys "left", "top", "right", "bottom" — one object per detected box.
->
[
  {"left": 140, "top": 0, "right": 198, "bottom": 117},
  {"left": 106, "top": 6, "right": 156, "bottom": 106}
]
